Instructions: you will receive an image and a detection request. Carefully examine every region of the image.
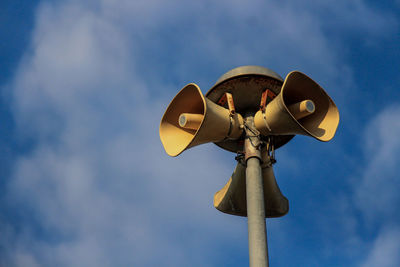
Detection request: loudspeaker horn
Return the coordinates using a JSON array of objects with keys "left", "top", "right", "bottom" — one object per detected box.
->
[
  {"left": 213, "top": 151, "right": 289, "bottom": 218},
  {"left": 160, "top": 83, "right": 244, "bottom": 157},
  {"left": 254, "top": 71, "right": 339, "bottom": 141}
]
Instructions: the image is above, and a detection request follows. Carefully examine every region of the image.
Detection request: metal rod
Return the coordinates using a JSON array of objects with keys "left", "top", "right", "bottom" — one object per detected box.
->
[{"left": 244, "top": 115, "right": 269, "bottom": 267}]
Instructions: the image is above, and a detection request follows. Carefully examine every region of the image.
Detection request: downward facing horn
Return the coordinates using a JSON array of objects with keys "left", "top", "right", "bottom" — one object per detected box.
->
[{"left": 213, "top": 152, "right": 289, "bottom": 218}]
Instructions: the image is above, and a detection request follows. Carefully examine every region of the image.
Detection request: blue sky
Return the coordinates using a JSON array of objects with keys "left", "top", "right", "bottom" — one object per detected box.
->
[{"left": 0, "top": 0, "right": 399, "bottom": 266}]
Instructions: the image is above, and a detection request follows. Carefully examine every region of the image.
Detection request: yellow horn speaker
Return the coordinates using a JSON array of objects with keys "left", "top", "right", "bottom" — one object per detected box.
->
[
  {"left": 254, "top": 71, "right": 339, "bottom": 141},
  {"left": 160, "top": 83, "right": 244, "bottom": 156},
  {"left": 213, "top": 150, "right": 288, "bottom": 218}
]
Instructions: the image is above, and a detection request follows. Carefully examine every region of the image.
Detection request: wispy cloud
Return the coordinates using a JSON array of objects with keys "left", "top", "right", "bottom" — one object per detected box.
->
[
  {"left": 1, "top": 0, "right": 398, "bottom": 266},
  {"left": 361, "top": 227, "right": 400, "bottom": 267},
  {"left": 355, "top": 105, "right": 400, "bottom": 227},
  {"left": 316, "top": 104, "right": 400, "bottom": 266}
]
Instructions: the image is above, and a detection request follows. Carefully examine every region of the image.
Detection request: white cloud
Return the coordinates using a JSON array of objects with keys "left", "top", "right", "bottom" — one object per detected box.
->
[
  {"left": 362, "top": 227, "right": 400, "bottom": 267},
  {"left": 355, "top": 105, "right": 400, "bottom": 226},
  {"left": 6, "top": 2, "right": 245, "bottom": 265},
  {"left": 2, "top": 0, "right": 398, "bottom": 266},
  {"left": 325, "top": 104, "right": 400, "bottom": 266}
]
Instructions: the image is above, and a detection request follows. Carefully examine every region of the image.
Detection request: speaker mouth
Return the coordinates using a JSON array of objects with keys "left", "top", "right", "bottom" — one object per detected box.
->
[
  {"left": 159, "top": 83, "right": 206, "bottom": 156},
  {"left": 281, "top": 71, "right": 339, "bottom": 142}
]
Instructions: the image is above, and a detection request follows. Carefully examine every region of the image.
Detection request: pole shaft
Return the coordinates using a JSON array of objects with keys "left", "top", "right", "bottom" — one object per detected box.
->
[{"left": 245, "top": 116, "right": 269, "bottom": 267}]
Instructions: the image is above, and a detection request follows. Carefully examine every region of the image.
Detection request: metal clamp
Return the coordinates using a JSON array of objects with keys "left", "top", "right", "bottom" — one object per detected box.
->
[
  {"left": 221, "top": 93, "right": 241, "bottom": 141},
  {"left": 218, "top": 92, "right": 236, "bottom": 116},
  {"left": 260, "top": 89, "right": 276, "bottom": 133}
]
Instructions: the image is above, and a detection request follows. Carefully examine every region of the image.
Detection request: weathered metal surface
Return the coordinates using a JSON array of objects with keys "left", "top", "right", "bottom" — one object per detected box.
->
[
  {"left": 213, "top": 149, "right": 289, "bottom": 218},
  {"left": 212, "top": 65, "right": 284, "bottom": 87},
  {"left": 205, "top": 66, "right": 294, "bottom": 153},
  {"left": 244, "top": 115, "right": 269, "bottom": 267}
]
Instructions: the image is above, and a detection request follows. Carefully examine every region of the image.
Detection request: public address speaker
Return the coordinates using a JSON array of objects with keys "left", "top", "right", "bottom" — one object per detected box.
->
[
  {"left": 213, "top": 149, "right": 289, "bottom": 218},
  {"left": 160, "top": 83, "right": 244, "bottom": 157},
  {"left": 254, "top": 71, "right": 339, "bottom": 141}
]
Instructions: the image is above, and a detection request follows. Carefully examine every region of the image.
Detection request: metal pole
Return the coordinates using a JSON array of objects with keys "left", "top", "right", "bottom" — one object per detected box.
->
[{"left": 244, "top": 115, "right": 269, "bottom": 267}]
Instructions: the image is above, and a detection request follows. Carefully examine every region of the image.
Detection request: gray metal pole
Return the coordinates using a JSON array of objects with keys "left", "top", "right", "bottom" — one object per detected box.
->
[{"left": 244, "top": 115, "right": 269, "bottom": 267}]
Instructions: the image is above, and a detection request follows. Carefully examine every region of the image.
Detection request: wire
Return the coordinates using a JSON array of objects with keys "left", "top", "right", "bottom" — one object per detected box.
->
[{"left": 243, "top": 121, "right": 262, "bottom": 149}]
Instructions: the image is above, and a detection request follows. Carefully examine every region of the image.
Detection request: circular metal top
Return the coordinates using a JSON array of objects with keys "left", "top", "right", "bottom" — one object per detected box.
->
[
  {"left": 213, "top": 65, "right": 284, "bottom": 87},
  {"left": 205, "top": 65, "right": 294, "bottom": 153},
  {"left": 206, "top": 66, "right": 284, "bottom": 113}
]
